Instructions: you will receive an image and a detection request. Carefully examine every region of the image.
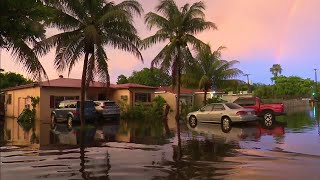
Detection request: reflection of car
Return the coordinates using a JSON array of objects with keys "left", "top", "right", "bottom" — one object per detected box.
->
[
  {"left": 187, "top": 122, "right": 258, "bottom": 142},
  {"left": 94, "top": 100, "right": 120, "bottom": 120},
  {"left": 51, "top": 100, "right": 97, "bottom": 129},
  {"left": 187, "top": 103, "right": 257, "bottom": 132},
  {"left": 187, "top": 122, "right": 285, "bottom": 142}
]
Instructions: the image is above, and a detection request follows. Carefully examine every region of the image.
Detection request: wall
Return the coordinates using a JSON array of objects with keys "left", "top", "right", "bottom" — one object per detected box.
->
[
  {"left": 155, "top": 93, "right": 176, "bottom": 111},
  {"left": 4, "top": 87, "right": 41, "bottom": 145},
  {"left": 40, "top": 87, "right": 81, "bottom": 145},
  {"left": 111, "top": 89, "right": 131, "bottom": 106}
]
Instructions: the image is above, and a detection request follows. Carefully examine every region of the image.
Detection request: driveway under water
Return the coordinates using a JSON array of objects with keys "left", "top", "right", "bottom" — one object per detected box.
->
[{"left": 1, "top": 106, "right": 320, "bottom": 179}]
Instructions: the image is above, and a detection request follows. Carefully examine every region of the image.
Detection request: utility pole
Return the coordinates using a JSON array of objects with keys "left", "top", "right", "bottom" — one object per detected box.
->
[
  {"left": 314, "top": 69, "right": 318, "bottom": 100},
  {"left": 244, "top": 74, "right": 251, "bottom": 93}
]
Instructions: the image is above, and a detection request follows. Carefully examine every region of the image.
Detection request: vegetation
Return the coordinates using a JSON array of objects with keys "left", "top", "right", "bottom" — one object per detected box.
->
[
  {"left": 182, "top": 45, "right": 242, "bottom": 105},
  {"left": 117, "top": 68, "right": 171, "bottom": 86},
  {"left": 253, "top": 76, "right": 314, "bottom": 99},
  {"left": 0, "top": 0, "right": 51, "bottom": 79},
  {"left": 35, "top": 0, "right": 143, "bottom": 132},
  {"left": 270, "top": 64, "right": 283, "bottom": 82},
  {"left": 142, "top": 0, "right": 215, "bottom": 127},
  {"left": 0, "top": 72, "right": 33, "bottom": 89},
  {"left": 17, "top": 96, "right": 40, "bottom": 144}
]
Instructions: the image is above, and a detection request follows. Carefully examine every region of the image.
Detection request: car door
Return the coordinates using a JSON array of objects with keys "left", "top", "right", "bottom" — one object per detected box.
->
[
  {"left": 197, "top": 104, "right": 213, "bottom": 122},
  {"left": 207, "top": 104, "right": 225, "bottom": 122}
]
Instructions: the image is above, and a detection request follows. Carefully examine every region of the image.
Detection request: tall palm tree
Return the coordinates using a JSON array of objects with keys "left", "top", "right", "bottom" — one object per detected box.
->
[
  {"left": 142, "top": 0, "right": 216, "bottom": 129},
  {"left": 35, "top": 0, "right": 143, "bottom": 131},
  {"left": 183, "top": 45, "right": 243, "bottom": 105},
  {"left": 270, "top": 64, "right": 282, "bottom": 80},
  {"left": 0, "top": 0, "right": 49, "bottom": 79}
]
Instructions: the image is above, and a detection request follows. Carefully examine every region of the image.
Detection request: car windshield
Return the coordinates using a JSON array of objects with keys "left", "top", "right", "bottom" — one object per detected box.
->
[
  {"left": 103, "top": 102, "right": 117, "bottom": 107},
  {"left": 225, "top": 103, "right": 243, "bottom": 109},
  {"left": 77, "top": 101, "right": 95, "bottom": 108}
]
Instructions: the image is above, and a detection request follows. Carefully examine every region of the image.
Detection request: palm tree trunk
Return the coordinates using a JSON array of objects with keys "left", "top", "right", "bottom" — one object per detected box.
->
[
  {"left": 80, "top": 52, "right": 89, "bottom": 145},
  {"left": 204, "top": 89, "right": 208, "bottom": 105},
  {"left": 175, "top": 49, "right": 181, "bottom": 151}
]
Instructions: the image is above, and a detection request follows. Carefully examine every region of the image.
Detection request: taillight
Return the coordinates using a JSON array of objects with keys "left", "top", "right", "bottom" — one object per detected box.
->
[{"left": 236, "top": 111, "right": 247, "bottom": 115}]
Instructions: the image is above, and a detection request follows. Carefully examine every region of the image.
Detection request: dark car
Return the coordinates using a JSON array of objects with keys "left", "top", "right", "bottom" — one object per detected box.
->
[
  {"left": 94, "top": 100, "right": 120, "bottom": 120},
  {"left": 51, "top": 100, "right": 97, "bottom": 129}
]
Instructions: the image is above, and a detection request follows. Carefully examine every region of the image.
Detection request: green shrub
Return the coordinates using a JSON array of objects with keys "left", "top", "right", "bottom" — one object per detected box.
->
[{"left": 207, "top": 97, "right": 226, "bottom": 104}]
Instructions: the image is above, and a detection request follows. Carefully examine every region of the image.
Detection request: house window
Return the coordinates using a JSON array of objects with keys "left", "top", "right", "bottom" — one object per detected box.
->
[
  {"left": 135, "top": 93, "right": 151, "bottom": 102},
  {"left": 6, "top": 94, "right": 12, "bottom": 105},
  {"left": 50, "top": 96, "right": 79, "bottom": 108}
]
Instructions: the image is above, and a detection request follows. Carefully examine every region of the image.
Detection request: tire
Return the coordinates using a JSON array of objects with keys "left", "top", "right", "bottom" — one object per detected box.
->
[
  {"left": 188, "top": 115, "right": 197, "bottom": 128},
  {"left": 221, "top": 117, "right": 232, "bottom": 133},
  {"left": 50, "top": 114, "right": 57, "bottom": 129},
  {"left": 263, "top": 111, "right": 274, "bottom": 127},
  {"left": 67, "top": 115, "right": 73, "bottom": 130}
]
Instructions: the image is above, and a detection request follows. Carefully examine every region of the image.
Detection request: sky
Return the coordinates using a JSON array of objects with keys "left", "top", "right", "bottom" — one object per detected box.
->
[{"left": 1, "top": 0, "right": 320, "bottom": 85}]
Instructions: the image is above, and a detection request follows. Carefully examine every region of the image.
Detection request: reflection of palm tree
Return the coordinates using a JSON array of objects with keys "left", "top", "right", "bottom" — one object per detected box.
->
[{"left": 79, "top": 142, "right": 111, "bottom": 179}]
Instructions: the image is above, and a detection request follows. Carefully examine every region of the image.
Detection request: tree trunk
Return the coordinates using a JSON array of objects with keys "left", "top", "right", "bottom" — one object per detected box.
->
[
  {"left": 80, "top": 52, "right": 89, "bottom": 146},
  {"left": 204, "top": 89, "right": 208, "bottom": 105},
  {"left": 175, "top": 49, "right": 181, "bottom": 151}
]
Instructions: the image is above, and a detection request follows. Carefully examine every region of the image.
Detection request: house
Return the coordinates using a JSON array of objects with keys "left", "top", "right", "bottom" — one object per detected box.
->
[
  {"left": 2, "top": 77, "right": 157, "bottom": 145},
  {"left": 155, "top": 86, "right": 194, "bottom": 110}
]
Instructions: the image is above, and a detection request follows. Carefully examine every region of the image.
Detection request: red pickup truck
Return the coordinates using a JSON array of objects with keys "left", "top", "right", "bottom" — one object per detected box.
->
[{"left": 233, "top": 97, "right": 285, "bottom": 126}]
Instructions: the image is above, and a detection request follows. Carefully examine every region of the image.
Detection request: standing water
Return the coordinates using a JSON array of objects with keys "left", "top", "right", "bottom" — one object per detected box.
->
[{"left": 1, "top": 105, "right": 320, "bottom": 179}]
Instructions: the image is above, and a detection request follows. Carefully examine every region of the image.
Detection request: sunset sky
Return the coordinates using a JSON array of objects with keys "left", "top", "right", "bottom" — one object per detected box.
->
[{"left": 2, "top": 0, "right": 320, "bottom": 84}]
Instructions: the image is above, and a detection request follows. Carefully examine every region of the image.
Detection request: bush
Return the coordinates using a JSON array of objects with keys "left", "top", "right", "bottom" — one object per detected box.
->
[{"left": 207, "top": 97, "right": 226, "bottom": 104}]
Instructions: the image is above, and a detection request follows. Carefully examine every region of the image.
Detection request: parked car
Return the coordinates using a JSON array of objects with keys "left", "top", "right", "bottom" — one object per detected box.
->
[
  {"left": 94, "top": 100, "right": 120, "bottom": 120},
  {"left": 233, "top": 97, "right": 285, "bottom": 126},
  {"left": 51, "top": 100, "right": 97, "bottom": 129},
  {"left": 187, "top": 103, "right": 257, "bottom": 132}
]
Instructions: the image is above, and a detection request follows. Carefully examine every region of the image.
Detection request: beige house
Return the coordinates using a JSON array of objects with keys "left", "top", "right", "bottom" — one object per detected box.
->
[{"left": 2, "top": 77, "right": 157, "bottom": 145}]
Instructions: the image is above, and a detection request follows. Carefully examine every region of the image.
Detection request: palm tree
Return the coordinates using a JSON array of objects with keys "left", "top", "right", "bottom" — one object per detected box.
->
[
  {"left": 270, "top": 64, "right": 282, "bottom": 80},
  {"left": 142, "top": 0, "right": 216, "bottom": 128},
  {"left": 0, "top": 0, "right": 49, "bottom": 79},
  {"left": 183, "top": 45, "right": 243, "bottom": 105},
  {"left": 35, "top": 0, "right": 143, "bottom": 131}
]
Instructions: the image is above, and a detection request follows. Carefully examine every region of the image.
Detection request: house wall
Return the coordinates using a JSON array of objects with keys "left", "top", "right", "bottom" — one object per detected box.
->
[
  {"left": 40, "top": 87, "right": 81, "bottom": 145},
  {"left": 155, "top": 93, "right": 176, "bottom": 110},
  {"left": 131, "top": 88, "right": 155, "bottom": 105},
  {"left": 111, "top": 89, "right": 131, "bottom": 106},
  {"left": 4, "top": 87, "right": 41, "bottom": 145}
]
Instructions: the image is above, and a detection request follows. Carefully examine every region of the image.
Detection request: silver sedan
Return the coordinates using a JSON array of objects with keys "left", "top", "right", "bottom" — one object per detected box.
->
[{"left": 187, "top": 103, "right": 257, "bottom": 132}]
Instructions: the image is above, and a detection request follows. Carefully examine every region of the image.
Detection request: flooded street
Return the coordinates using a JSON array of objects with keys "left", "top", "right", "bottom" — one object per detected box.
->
[{"left": 1, "top": 106, "right": 320, "bottom": 180}]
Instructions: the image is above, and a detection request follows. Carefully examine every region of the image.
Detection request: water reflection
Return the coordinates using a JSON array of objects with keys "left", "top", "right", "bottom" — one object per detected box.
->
[{"left": 2, "top": 106, "right": 320, "bottom": 179}]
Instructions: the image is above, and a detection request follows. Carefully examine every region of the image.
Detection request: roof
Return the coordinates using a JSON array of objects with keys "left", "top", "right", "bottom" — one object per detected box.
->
[
  {"left": 2, "top": 78, "right": 157, "bottom": 91},
  {"left": 155, "top": 86, "right": 194, "bottom": 95}
]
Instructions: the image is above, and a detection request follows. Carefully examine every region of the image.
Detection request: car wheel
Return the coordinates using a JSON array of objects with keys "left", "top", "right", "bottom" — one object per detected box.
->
[
  {"left": 221, "top": 117, "right": 232, "bottom": 133},
  {"left": 51, "top": 114, "right": 56, "bottom": 129},
  {"left": 263, "top": 111, "right": 274, "bottom": 127},
  {"left": 67, "top": 115, "right": 73, "bottom": 130},
  {"left": 188, "top": 115, "right": 197, "bottom": 128}
]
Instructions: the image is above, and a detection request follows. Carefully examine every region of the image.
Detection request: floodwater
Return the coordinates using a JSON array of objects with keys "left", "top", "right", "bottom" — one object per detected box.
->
[{"left": 1, "top": 106, "right": 320, "bottom": 180}]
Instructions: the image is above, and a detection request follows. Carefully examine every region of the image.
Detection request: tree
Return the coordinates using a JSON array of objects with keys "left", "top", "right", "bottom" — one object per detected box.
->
[
  {"left": 142, "top": 0, "right": 215, "bottom": 130},
  {"left": 117, "top": 74, "right": 129, "bottom": 84},
  {"left": 128, "top": 68, "right": 171, "bottom": 86},
  {"left": 182, "top": 45, "right": 242, "bottom": 105},
  {"left": 270, "top": 64, "right": 282, "bottom": 81},
  {"left": 36, "top": 0, "right": 143, "bottom": 133},
  {"left": 0, "top": 72, "right": 33, "bottom": 89},
  {"left": 0, "top": 0, "right": 50, "bottom": 79}
]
